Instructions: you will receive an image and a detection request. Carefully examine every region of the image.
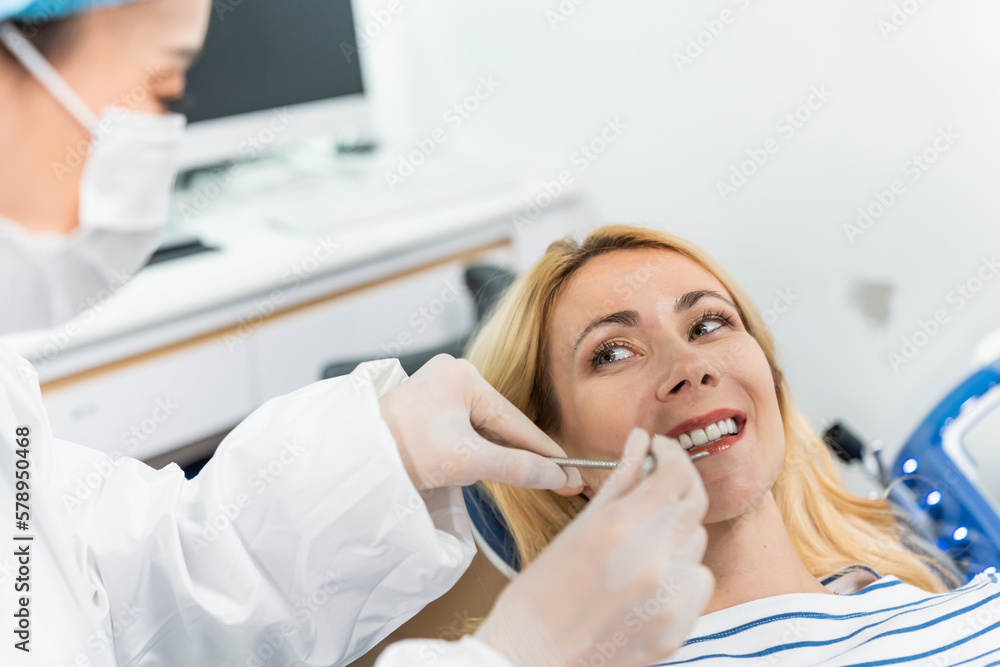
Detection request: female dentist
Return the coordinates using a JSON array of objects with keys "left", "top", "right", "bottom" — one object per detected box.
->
[{"left": 0, "top": 1, "right": 713, "bottom": 665}]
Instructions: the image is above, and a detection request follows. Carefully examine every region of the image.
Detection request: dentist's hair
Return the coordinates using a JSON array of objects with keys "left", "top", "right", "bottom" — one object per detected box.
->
[
  {"left": 465, "top": 224, "right": 957, "bottom": 593},
  {"left": 5, "top": 18, "right": 79, "bottom": 62}
]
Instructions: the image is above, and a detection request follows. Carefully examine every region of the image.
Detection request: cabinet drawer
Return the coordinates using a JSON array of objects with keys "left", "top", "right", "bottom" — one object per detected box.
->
[
  {"left": 42, "top": 338, "right": 255, "bottom": 460},
  {"left": 250, "top": 252, "right": 508, "bottom": 401}
]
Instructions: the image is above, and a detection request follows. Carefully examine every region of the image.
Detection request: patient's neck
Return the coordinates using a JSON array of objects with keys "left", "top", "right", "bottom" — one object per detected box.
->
[{"left": 701, "top": 491, "right": 832, "bottom": 614}]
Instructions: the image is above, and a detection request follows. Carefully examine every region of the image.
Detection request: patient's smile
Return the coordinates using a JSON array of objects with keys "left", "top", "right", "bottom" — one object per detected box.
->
[{"left": 664, "top": 409, "right": 746, "bottom": 458}]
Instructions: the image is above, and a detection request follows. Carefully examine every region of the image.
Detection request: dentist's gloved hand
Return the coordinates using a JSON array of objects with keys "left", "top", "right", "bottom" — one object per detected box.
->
[
  {"left": 475, "top": 428, "right": 714, "bottom": 667},
  {"left": 378, "top": 354, "right": 584, "bottom": 494}
]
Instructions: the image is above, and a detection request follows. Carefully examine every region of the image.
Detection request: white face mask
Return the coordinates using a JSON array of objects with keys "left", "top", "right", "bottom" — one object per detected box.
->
[{"left": 0, "top": 21, "right": 186, "bottom": 334}]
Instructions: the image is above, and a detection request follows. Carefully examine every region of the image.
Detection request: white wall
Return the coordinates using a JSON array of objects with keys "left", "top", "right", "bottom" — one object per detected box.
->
[{"left": 357, "top": 0, "right": 1000, "bottom": 462}]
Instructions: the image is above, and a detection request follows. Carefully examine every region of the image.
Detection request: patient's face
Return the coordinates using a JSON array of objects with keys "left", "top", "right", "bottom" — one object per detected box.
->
[{"left": 546, "top": 248, "right": 784, "bottom": 525}]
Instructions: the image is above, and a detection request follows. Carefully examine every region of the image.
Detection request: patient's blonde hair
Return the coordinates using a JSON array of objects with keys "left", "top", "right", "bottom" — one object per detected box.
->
[{"left": 466, "top": 224, "right": 956, "bottom": 593}]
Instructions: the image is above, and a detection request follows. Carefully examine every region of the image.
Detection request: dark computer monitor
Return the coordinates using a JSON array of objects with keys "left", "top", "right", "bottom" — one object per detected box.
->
[{"left": 172, "top": 0, "right": 367, "bottom": 169}]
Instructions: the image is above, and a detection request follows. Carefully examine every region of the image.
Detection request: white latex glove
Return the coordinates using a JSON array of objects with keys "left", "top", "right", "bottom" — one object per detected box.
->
[
  {"left": 377, "top": 354, "right": 584, "bottom": 493},
  {"left": 475, "top": 428, "right": 714, "bottom": 667}
]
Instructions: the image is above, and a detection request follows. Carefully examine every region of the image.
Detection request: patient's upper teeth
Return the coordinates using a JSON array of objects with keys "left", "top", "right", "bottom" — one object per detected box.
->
[
  {"left": 674, "top": 417, "right": 740, "bottom": 449},
  {"left": 705, "top": 423, "right": 721, "bottom": 441}
]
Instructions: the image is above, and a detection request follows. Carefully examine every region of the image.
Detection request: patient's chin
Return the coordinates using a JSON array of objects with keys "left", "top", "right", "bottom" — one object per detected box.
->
[{"left": 703, "top": 486, "right": 774, "bottom": 526}]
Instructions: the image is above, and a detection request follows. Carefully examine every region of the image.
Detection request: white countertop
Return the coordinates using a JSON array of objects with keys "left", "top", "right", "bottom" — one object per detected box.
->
[{"left": 2, "top": 146, "right": 576, "bottom": 381}]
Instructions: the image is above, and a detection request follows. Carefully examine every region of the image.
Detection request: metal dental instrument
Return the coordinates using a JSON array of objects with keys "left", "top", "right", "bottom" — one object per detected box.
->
[{"left": 549, "top": 450, "right": 709, "bottom": 474}]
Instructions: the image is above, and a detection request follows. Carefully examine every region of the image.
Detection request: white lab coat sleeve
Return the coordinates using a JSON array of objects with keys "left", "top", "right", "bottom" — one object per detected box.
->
[
  {"left": 376, "top": 636, "right": 515, "bottom": 667},
  {"left": 67, "top": 358, "right": 475, "bottom": 666}
]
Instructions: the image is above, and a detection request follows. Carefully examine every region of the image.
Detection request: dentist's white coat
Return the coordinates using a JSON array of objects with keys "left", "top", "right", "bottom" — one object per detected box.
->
[{"left": 0, "top": 346, "right": 512, "bottom": 666}]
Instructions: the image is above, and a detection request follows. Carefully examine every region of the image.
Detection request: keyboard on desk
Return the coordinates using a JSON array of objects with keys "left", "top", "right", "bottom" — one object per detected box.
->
[{"left": 261, "top": 164, "right": 525, "bottom": 231}]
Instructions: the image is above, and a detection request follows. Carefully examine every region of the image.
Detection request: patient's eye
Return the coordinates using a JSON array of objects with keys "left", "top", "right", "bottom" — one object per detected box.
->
[
  {"left": 691, "top": 309, "right": 735, "bottom": 340},
  {"left": 592, "top": 340, "right": 635, "bottom": 366}
]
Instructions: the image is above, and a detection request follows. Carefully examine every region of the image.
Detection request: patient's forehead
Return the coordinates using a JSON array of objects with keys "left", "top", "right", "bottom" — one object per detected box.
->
[{"left": 549, "top": 248, "right": 731, "bottom": 346}]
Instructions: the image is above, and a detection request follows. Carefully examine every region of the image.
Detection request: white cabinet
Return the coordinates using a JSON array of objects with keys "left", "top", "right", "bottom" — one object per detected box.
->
[
  {"left": 248, "top": 251, "right": 508, "bottom": 403},
  {"left": 37, "top": 243, "right": 512, "bottom": 463},
  {"left": 41, "top": 338, "right": 256, "bottom": 461}
]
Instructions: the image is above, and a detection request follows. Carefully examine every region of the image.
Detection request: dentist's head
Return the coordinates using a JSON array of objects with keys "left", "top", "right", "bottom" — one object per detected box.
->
[{"left": 0, "top": 0, "right": 210, "bottom": 333}]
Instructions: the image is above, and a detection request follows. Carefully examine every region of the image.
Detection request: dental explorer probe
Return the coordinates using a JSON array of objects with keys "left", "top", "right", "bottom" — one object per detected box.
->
[{"left": 548, "top": 450, "right": 709, "bottom": 475}]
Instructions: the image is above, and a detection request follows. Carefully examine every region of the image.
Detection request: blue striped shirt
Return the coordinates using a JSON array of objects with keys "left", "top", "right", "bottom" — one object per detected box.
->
[{"left": 657, "top": 572, "right": 1000, "bottom": 666}]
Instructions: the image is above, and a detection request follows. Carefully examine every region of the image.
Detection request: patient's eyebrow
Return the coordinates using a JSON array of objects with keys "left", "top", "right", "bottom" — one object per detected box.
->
[
  {"left": 573, "top": 310, "right": 640, "bottom": 353},
  {"left": 572, "top": 291, "right": 738, "bottom": 353},
  {"left": 676, "top": 289, "right": 737, "bottom": 313}
]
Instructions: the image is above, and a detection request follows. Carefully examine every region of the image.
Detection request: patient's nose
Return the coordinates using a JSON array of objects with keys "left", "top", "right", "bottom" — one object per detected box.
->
[{"left": 654, "top": 349, "right": 720, "bottom": 401}]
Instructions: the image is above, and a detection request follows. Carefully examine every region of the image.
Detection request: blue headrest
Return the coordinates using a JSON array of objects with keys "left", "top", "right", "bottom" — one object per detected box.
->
[{"left": 462, "top": 484, "right": 521, "bottom": 573}]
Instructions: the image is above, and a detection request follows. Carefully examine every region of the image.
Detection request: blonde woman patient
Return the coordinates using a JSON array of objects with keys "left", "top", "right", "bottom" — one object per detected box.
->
[{"left": 465, "top": 224, "right": 1000, "bottom": 666}]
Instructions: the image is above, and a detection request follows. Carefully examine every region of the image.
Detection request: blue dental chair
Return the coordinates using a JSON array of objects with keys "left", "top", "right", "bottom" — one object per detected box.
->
[{"left": 887, "top": 358, "right": 1000, "bottom": 581}]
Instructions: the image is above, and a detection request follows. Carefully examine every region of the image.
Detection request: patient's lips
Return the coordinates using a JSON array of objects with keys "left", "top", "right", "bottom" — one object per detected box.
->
[
  {"left": 678, "top": 417, "right": 736, "bottom": 449},
  {"left": 664, "top": 408, "right": 746, "bottom": 456}
]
